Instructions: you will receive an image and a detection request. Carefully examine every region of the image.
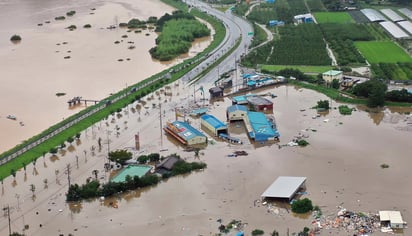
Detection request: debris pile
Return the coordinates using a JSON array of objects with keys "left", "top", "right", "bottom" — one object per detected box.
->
[{"left": 313, "top": 208, "right": 381, "bottom": 235}]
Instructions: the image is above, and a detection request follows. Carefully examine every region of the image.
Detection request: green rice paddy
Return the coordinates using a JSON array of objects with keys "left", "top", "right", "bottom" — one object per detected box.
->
[
  {"left": 355, "top": 41, "right": 412, "bottom": 63},
  {"left": 314, "top": 12, "right": 354, "bottom": 24},
  {"left": 260, "top": 65, "right": 334, "bottom": 74}
]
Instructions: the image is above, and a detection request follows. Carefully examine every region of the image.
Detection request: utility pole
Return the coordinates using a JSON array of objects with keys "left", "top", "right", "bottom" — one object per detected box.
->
[
  {"left": 3, "top": 205, "right": 11, "bottom": 235},
  {"left": 65, "top": 164, "right": 71, "bottom": 187},
  {"left": 159, "top": 103, "right": 163, "bottom": 146}
]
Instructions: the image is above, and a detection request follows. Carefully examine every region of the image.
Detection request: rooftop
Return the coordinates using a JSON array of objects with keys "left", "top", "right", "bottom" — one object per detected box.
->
[
  {"left": 379, "top": 211, "right": 404, "bottom": 225},
  {"left": 323, "top": 70, "right": 342, "bottom": 76},
  {"left": 171, "top": 121, "right": 206, "bottom": 141},
  {"left": 201, "top": 114, "right": 227, "bottom": 130},
  {"left": 227, "top": 104, "right": 248, "bottom": 113},
  {"left": 246, "top": 96, "right": 273, "bottom": 106},
  {"left": 111, "top": 165, "right": 152, "bottom": 183},
  {"left": 248, "top": 112, "right": 279, "bottom": 140},
  {"left": 261, "top": 176, "right": 307, "bottom": 199}
]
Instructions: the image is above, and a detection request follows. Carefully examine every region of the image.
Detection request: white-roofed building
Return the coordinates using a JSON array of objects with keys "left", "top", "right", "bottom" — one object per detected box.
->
[
  {"left": 399, "top": 8, "right": 412, "bottom": 21},
  {"left": 361, "top": 9, "right": 387, "bottom": 22},
  {"left": 379, "top": 211, "right": 405, "bottom": 229},
  {"left": 380, "top": 9, "right": 404, "bottom": 22},
  {"left": 397, "top": 20, "right": 412, "bottom": 34},
  {"left": 261, "top": 176, "right": 307, "bottom": 201},
  {"left": 380, "top": 21, "right": 409, "bottom": 38}
]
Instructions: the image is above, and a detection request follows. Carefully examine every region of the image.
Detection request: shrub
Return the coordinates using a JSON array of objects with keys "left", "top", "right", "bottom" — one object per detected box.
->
[
  {"left": 66, "top": 10, "right": 76, "bottom": 16},
  {"left": 251, "top": 229, "right": 264, "bottom": 236},
  {"left": 297, "top": 139, "right": 309, "bottom": 147},
  {"left": 291, "top": 198, "right": 313, "bottom": 213},
  {"left": 55, "top": 16, "right": 66, "bottom": 20},
  {"left": 67, "top": 25, "right": 77, "bottom": 30},
  {"left": 83, "top": 24, "right": 92, "bottom": 28},
  {"left": 338, "top": 105, "right": 352, "bottom": 115},
  {"left": 10, "top": 35, "right": 22, "bottom": 41}
]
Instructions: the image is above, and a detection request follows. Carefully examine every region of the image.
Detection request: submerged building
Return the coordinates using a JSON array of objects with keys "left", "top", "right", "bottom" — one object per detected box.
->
[
  {"left": 200, "top": 114, "right": 228, "bottom": 136},
  {"left": 163, "top": 121, "right": 207, "bottom": 145}
]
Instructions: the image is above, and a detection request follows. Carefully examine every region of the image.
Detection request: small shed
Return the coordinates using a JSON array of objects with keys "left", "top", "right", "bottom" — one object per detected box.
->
[
  {"left": 246, "top": 96, "right": 273, "bottom": 111},
  {"left": 227, "top": 104, "right": 248, "bottom": 121},
  {"left": 209, "top": 86, "right": 224, "bottom": 98},
  {"left": 261, "top": 176, "right": 307, "bottom": 201},
  {"left": 322, "top": 70, "right": 343, "bottom": 83},
  {"left": 379, "top": 211, "right": 405, "bottom": 229},
  {"left": 201, "top": 114, "right": 228, "bottom": 136}
]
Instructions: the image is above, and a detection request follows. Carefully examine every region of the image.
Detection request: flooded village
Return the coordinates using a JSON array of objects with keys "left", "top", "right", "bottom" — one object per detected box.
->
[{"left": 0, "top": 0, "right": 412, "bottom": 236}]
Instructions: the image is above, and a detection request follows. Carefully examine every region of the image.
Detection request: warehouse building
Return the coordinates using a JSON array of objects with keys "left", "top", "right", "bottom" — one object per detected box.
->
[
  {"left": 246, "top": 96, "right": 273, "bottom": 111},
  {"left": 200, "top": 114, "right": 228, "bottom": 136},
  {"left": 226, "top": 104, "right": 248, "bottom": 121},
  {"left": 261, "top": 176, "right": 307, "bottom": 201},
  {"left": 247, "top": 111, "right": 279, "bottom": 141},
  {"left": 163, "top": 121, "right": 207, "bottom": 145}
]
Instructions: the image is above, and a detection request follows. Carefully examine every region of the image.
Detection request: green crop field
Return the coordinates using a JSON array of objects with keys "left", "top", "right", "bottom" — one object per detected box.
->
[
  {"left": 260, "top": 65, "right": 333, "bottom": 73},
  {"left": 314, "top": 12, "right": 354, "bottom": 24},
  {"left": 355, "top": 41, "right": 412, "bottom": 63}
]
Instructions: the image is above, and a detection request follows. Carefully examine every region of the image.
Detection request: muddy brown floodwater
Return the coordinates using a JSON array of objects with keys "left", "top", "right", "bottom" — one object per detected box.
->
[
  {"left": 0, "top": 0, "right": 212, "bottom": 153},
  {"left": 0, "top": 81, "right": 411, "bottom": 235}
]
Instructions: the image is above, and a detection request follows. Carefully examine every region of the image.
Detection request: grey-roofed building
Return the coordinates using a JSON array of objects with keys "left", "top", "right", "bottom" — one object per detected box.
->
[
  {"left": 379, "top": 21, "right": 409, "bottom": 39},
  {"left": 209, "top": 86, "right": 224, "bottom": 98},
  {"left": 361, "top": 9, "right": 387, "bottom": 22},
  {"left": 397, "top": 20, "right": 412, "bottom": 34},
  {"left": 399, "top": 8, "right": 412, "bottom": 20},
  {"left": 261, "top": 176, "right": 307, "bottom": 201},
  {"left": 246, "top": 96, "right": 273, "bottom": 111},
  {"left": 156, "top": 155, "right": 180, "bottom": 171},
  {"left": 380, "top": 9, "right": 404, "bottom": 22}
]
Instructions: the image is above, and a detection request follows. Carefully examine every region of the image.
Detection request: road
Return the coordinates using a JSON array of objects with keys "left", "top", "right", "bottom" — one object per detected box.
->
[{"left": 182, "top": 0, "right": 253, "bottom": 92}]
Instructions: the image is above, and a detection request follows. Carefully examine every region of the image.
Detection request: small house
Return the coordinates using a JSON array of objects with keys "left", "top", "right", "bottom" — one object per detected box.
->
[
  {"left": 156, "top": 155, "right": 180, "bottom": 174},
  {"left": 209, "top": 86, "right": 224, "bottom": 98},
  {"left": 322, "top": 70, "right": 343, "bottom": 84}
]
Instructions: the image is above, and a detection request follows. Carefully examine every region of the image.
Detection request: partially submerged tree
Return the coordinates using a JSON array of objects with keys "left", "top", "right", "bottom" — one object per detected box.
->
[{"left": 108, "top": 150, "right": 132, "bottom": 165}]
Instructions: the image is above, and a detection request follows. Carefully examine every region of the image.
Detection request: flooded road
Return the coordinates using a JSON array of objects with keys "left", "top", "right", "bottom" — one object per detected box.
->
[
  {"left": 0, "top": 81, "right": 411, "bottom": 235},
  {"left": 0, "top": 0, "right": 211, "bottom": 153}
]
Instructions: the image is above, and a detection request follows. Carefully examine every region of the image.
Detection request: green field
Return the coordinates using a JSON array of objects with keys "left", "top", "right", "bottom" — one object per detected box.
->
[
  {"left": 260, "top": 65, "right": 333, "bottom": 73},
  {"left": 314, "top": 12, "right": 354, "bottom": 24},
  {"left": 355, "top": 41, "right": 412, "bottom": 63}
]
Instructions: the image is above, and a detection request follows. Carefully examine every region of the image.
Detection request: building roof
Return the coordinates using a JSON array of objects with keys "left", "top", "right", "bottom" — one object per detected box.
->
[
  {"left": 227, "top": 104, "right": 248, "bottom": 113},
  {"left": 209, "top": 86, "right": 223, "bottom": 93},
  {"left": 111, "top": 165, "right": 152, "bottom": 183},
  {"left": 361, "top": 8, "right": 387, "bottom": 22},
  {"left": 397, "top": 20, "right": 412, "bottom": 34},
  {"left": 232, "top": 94, "right": 255, "bottom": 104},
  {"left": 380, "top": 9, "right": 404, "bottom": 22},
  {"left": 171, "top": 121, "right": 206, "bottom": 141},
  {"left": 201, "top": 114, "right": 227, "bottom": 130},
  {"left": 246, "top": 96, "right": 273, "bottom": 106},
  {"left": 323, "top": 70, "right": 342, "bottom": 76},
  {"left": 379, "top": 211, "right": 404, "bottom": 225},
  {"left": 156, "top": 156, "right": 180, "bottom": 170},
  {"left": 248, "top": 112, "right": 279, "bottom": 140},
  {"left": 261, "top": 176, "right": 307, "bottom": 199},
  {"left": 379, "top": 21, "right": 409, "bottom": 38},
  {"left": 399, "top": 8, "right": 412, "bottom": 21}
]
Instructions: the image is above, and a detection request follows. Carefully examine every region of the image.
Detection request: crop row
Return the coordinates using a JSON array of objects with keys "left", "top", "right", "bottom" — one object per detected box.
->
[{"left": 371, "top": 62, "right": 412, "bottom": 81}]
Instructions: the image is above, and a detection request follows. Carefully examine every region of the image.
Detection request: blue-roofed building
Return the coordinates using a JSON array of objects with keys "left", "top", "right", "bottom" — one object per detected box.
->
[
  {"left": 247, "top": 112, "right": 280, "bottom": 141},
  {"left": 232, "top": 94, "right": 255, "bottom": 105},
  {"left": 163, "top": 121, "right": 207, "bottom": 145},
  {"left": 201, "top": 114, "right": 228, "bottom": 136},
  {"left": 227, "top": 104, "right": 248, "bottom": 121}
]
